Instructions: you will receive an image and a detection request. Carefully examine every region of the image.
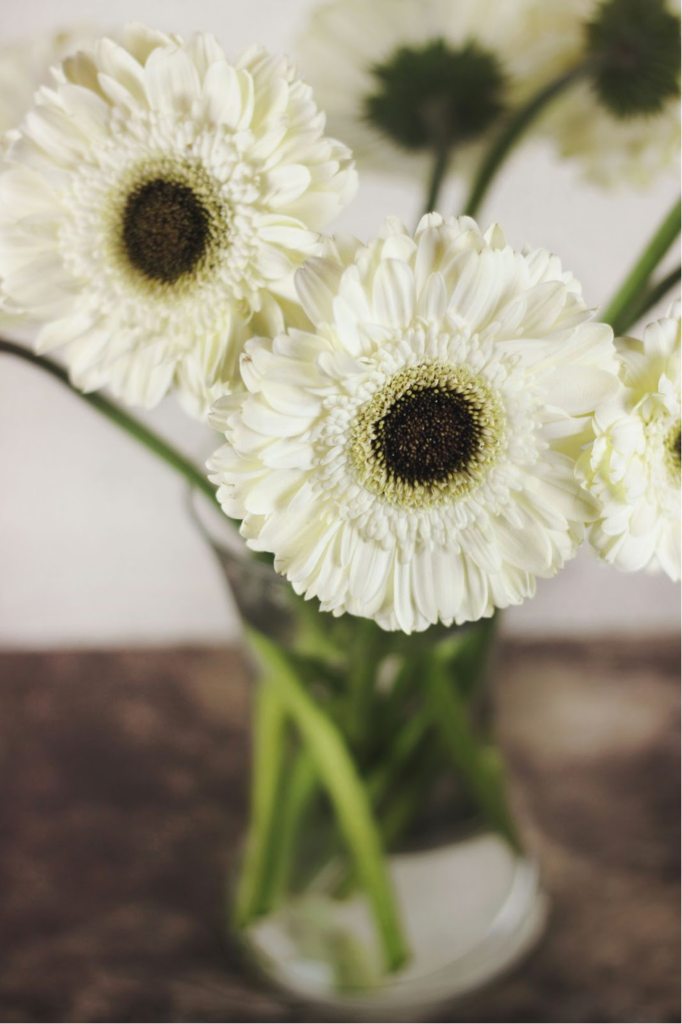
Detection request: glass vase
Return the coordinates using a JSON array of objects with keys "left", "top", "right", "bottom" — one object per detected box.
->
[{"left": 192, "top": 492, "right": 548, "bottom": 1020}]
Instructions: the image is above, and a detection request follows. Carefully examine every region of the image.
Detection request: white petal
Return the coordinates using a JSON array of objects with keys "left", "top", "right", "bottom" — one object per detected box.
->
[
  {"left": 263, "top": 165, "right": 313, "bottom": 208},
  {"left": 295, "top": 257, "right": 343, "bottom": 325},
  {"left": 201, "top": 62, "right": 245, "bottom": 128},
  {"left": 416, "top": 271, "right": 447, "bottom": 322},
  {"left": 372, "top": 258, "right": 414, "bottom": 328},
  {"left": 144, "top": 47, "right": 201, "bottom": 114},
  {"left": 543, "top": 366, "right": 619, "bottom": 415},
  {"left": 657, "top": 520, "right": 681, "bottom": 581},
  {"left": 184, "top": 33, "right": 226, "bottom": 78}
]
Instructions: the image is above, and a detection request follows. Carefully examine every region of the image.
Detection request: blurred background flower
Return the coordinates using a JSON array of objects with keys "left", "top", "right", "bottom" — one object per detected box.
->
[
  {"left": 543, "top": 0, "right": 681, "bottom": 187},
  {"left": 296, "top": 0, "right": 574, "bottom": 194}
]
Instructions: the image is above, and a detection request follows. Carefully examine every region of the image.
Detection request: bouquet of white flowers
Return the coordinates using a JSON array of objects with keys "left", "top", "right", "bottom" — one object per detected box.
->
[{"left": 1, "top": 1, "right": 679, "bottom": 1014}]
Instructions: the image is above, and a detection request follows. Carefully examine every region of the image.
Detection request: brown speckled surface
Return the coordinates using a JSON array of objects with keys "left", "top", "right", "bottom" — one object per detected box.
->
[{"left": 0, "top": 639, "right": 679, "bottom": 1023}]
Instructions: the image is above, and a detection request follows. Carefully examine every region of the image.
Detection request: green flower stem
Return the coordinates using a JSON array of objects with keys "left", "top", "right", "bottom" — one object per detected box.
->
[
  {"left": 378, "top": 747, "right": 438, "bottom": 849},
  {"left": 259, "top": 746, "right": 318, "bottom": 912},
  {"left": 373, "top": 656, "right": 421, "bottom": 743},
  {"left": 426, "top": 650, "right": 522, "bottom": 853},
  {"left": 0, "top": 339, "right": 218, "bottom": 505},
  {"left": 335, "top": 752, "right": 438, "bottom": 900},
  {"left": 422, "top": 147, "right": 451, "bottom": 218},
  {"left": 617, "top": 263, "right": 681, "bottom": 335},
  {"left": 601, "top": 197, "right": 681, "bottom": 333},
  {"left": 347, "top": 619, "right": 382, "bottom": 745},
  {"left": 367, "top": 707, "right": 431, "bottom": 804},
  {"left": 332, "top": 710, "right": 432, "bottom": 899},
  {"left": 334, "top": 624, "right": 495, "bottom": 898},
  {"left": 233, "top": 681, "right": 288, "bottom": 926},
  {"left": 245, "top": 618, "right": 504, "bottom": 918},
  {"left": 247, "top": 628, "right": 409, "bottom": 972},
  {"left": 432, "top": 614, "right": 497, "bottom": 702},
  {"left": 463, "top": 64, "right": 587, "bottom": 218},
  {"left": 266, "top": 700, "right": 432, "bottom": 909}
]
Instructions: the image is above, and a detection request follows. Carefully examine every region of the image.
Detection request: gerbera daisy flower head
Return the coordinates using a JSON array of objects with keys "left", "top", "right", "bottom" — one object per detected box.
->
[
  {"left": 578, "top": 301, "right": 681, "bottom": 580},
  {"left": 209, "top": 214, "right": 620, "bottom": 633},
  {"left": 544, "top": 0, "right": 681, "bottom": 187},
  {"left": 295, "top": 0, "right": 577, "bottom": 186},
  {"left": 0, "top": 24, "right": 357, "bottom": 416}
]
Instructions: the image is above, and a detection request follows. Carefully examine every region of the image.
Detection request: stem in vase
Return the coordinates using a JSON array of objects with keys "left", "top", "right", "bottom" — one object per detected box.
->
[
  {"left": 233, "top": 681, "right": 289, "bottom": 926},
  {"left": 246, "top": 628, "right": 409, "bottom": 972},
  {"left": 426, "top": 647, "right": 522, "bottom": 854},
  {"left": 259, "top": 747, "right": 319, "bottom": 913},
  {"left": 263, "top": 618, "right": 503, "bottom": 908}
]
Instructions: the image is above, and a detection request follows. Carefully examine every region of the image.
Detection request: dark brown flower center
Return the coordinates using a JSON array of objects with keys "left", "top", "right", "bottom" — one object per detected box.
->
[
  {"left": 121, "top": 178, "right": 210, "bottom": 284},
  {"left": 374, "top": 386, "right": 483, "bottom": 486},
  {"left": 350, "top": 362, "right": 505, "bottom": 510}
]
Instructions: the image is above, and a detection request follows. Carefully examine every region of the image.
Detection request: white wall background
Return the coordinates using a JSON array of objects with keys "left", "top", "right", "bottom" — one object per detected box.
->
[{"left": 0, "top": 0, "right": 680, "bottom": 647}]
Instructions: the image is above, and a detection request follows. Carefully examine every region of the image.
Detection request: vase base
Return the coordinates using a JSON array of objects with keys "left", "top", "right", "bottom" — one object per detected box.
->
[{"left": 242, "top": 832, "right": 549, "bottom": 1020}]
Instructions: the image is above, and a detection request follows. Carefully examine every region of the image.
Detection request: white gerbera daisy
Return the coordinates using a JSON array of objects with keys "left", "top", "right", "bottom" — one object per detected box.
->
[
  {"left": 209, "top": 214, "right": 619, "bottom": 633},
  {"left": 295, "top": 0, "right": 575, "bottom": 186},
  {"left": 578, "top": 301, "right": 681, "bottom": 580},
  {"left": 0, "top": 24, "right": 357, "bottom": 416},
  {"left": 544, "top": 0, "right": 681, "bottom": 188}
]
